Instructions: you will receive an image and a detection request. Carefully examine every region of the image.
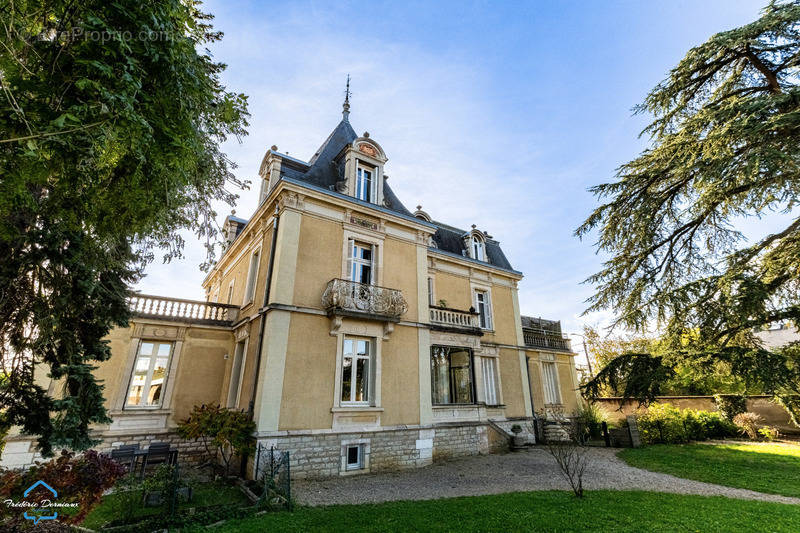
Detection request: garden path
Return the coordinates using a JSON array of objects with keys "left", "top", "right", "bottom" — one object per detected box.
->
[{"left": 293, "top": 447, "right": 800, "bottom": 506}]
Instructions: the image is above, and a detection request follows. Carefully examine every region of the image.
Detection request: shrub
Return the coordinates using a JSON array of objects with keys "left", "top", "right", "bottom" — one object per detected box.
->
[
  {"left": 576, "top": 402, "right": 607, "bottom": 440},
  {"left": 714, "top": 394, "right": 747, "bottom": 422},
  {"left": 692, "top": 409, "right": 737, "bottom": 440},
  {"left": 637, "top": 403, "right": 737, "bottom": 444},
  {"left": 758, "top": 426, "right": 781, "bottom": 441},
  {"left": 733, "top": 412, "right": 763, "bottom": 440},
  {"left": 638, "top": 403, "right": 687, "bottom": 444},
  {"left": 177, "top": 404, "right": 256, "bottom": 476},
  {"left": 0, "top": 450, "right": 125, "bottom": 524}
]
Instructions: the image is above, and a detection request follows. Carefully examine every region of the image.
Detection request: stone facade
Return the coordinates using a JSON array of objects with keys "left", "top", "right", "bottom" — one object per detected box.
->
[{"left": 255, "top": 422, "right": 496, "bottom": 479}]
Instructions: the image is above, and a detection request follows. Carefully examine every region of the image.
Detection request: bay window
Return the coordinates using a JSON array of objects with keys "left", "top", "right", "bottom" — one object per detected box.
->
[{"left": 430, "top": 346, "right": 474, "bottom": 404}]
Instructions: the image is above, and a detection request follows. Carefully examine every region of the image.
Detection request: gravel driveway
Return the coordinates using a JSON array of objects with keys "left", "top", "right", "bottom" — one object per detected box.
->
[{"left": 293, "top": 447, "right": 800, "bottom": 506}]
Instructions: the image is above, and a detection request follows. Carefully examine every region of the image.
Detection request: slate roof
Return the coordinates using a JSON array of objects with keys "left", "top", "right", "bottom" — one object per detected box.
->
[{"left": 276, "top": 116, "right": 515, "bottom": 272}]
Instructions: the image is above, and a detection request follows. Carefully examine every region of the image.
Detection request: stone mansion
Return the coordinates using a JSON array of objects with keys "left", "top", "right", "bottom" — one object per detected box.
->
[{"left": 2, "top": 99, "right": 581, "bottom": 477}]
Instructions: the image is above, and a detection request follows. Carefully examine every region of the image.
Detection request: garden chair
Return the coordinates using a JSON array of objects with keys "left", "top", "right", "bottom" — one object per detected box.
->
[
  {"left": 140, "top": 442, "right": 173, "bottom": 478},
  {"left": 110, "top": 444, "right": 139, "bottom": 473}
]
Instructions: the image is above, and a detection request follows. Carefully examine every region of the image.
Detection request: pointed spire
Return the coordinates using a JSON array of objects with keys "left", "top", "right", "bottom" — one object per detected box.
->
[{"left": 342, "top": 74, "right": 351, "bottom": 122}]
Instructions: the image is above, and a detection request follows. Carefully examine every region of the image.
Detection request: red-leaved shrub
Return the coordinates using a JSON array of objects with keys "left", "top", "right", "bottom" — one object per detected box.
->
[{"left": 0, "top": 449, "right": 125, "bottom": 525}]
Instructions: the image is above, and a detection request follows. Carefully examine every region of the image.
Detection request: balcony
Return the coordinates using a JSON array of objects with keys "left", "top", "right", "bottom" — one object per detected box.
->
[
  {"left": 522, "top": 327, "right": 572, "bottom": 352},
  {"left": 429, "top": 305, "right": 482, "bottom": 335},
  {"left": 321, "top": 279, "right": 408, "bottom": 320},
  {"left": 129, "top": 294, "right": 239, "bottom": 326}
]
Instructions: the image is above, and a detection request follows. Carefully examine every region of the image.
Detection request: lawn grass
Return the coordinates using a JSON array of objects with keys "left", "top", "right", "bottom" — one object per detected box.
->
[
  {"left": 201, "top": 490, "right": 800, "bottom": 533},
  {"left": 619, "top": 442, "right": 800, "bottom": 498},
  {"left": 82, "top": 481, "right": 248, "bottom": 530}
]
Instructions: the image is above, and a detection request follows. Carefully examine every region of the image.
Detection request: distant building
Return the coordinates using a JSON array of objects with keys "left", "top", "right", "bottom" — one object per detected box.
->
[{"left": 756, "top": 322, "right": 800, "bottom": 350}]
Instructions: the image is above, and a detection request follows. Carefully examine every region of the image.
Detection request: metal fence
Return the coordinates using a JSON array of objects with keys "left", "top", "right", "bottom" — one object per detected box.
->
[{"left": 254, "top": 444, "right": 292, "bottom": 511}]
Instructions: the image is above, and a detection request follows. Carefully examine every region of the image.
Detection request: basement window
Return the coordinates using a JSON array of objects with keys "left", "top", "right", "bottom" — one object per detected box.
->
[{"left": 346, "top": 445, "right": 363, "bottom": 471}]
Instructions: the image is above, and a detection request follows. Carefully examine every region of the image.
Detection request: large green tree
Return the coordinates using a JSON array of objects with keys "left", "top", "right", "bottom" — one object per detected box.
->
[
  {"left": 0, "top": 0, "right": 248, "bottom": 455},
  {"left": 577, "top": 1, "right": 800, "bottom": 411}
]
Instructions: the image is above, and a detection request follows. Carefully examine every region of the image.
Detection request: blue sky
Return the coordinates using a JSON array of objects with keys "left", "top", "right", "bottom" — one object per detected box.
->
[{"left": 136, "top": 0, "right": 768, "bottom": 355}]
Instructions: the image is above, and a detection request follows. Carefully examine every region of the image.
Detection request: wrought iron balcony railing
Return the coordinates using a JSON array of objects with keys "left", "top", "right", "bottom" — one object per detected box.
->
[
  {"left": 129, "top": 294, "right": 239, "bottom": 326},
  {"left": 321, "top": 279, "right": 408, "bottom": 319},
  {"left": 522, "top": 327, "right": 572, "bottom": 351},
  {"left": 429, "top": 305, "right": 479, "bottom": 330}
]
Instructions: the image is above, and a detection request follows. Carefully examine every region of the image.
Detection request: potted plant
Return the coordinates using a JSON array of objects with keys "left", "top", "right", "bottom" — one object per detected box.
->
[{"left": 510, "top": 424, "right": 526, "bottom": 450}]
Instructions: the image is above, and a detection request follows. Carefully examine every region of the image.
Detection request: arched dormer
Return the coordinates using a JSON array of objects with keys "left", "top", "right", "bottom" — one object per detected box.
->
[
  {"left": 342, "top": 132, "right": 388, "bottom": 206},
  {"left": 463, "top": 225, "right": 487, "bottom": 262},
  {"left": 413, "top": 205, "right": 432, "bottom": 222}
]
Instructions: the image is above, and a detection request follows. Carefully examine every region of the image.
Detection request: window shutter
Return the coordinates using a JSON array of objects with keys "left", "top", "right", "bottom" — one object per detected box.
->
[
  {"left": 370, "top": 244, "right": 377, "bottom": 285},
  {"left": 346, "top": 239, "right": 353, "bottom": 280}
]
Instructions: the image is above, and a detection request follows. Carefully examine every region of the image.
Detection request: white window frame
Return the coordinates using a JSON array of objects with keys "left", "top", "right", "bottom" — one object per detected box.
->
[
  {"left": 481, "top": 356, "right": 500, "bottom": 405},
  {"left": 541, "top": 358, "right": 562, "bottom": 405},
  {"left": 242, "top": 247, "right": 261, "bottom": 306},
  {"left": 124, "top": 341, "right": 174, "bottom": 409},
  {"left": 474, "top": 289, "right": 493, "bottom": 330},
  {"left": 356, "top": 163, "right": 374, "bottom": 202},
  {"left": 471, "top": 235, "right": 485, "bottom": 261},
  {"left": 348, "top": 241, "right": 375, "bottom": 285},
  {"left": 427, "top": 276, "right": 435, "bottom": 306},
  {"left": 226, "top": 339, "right": 248, "bottom": 409},
  {"left": 340, "top": 336, "right": 373, "bottom": 406},
  {"left": 346, "top": 444, "right": 364, "bottom": 470}
]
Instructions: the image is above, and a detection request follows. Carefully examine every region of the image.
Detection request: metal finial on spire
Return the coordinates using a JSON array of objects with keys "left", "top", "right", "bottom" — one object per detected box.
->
[{"left": 342, "top": 74, "right": 351, "bottom": 121}]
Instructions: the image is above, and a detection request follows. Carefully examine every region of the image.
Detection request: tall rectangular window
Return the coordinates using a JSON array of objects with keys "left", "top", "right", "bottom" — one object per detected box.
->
[
  {"left": 474, "top": 290, "right": 492, "bottom": 330},
  {"left": 542, "top": 361, "right": 561, "bottom": 404},
  {"left": 126, "top": 341, "right": 172, "bottom": 408},
  {"left": 356, "top": 166, "right": 372, "bottom": 202},
  {"left": 227, "top": 281, "right": 235, "bottom": 304},
  {"left": 341, "top": 337, "right": 371, "bottom": 405},
  {"left": 243, "top": 250, "right": 260, "bottom": 305},
  {"left": 430, "top": 346, "right": 473, "bottom": 405},
  {"left": 482, "top": 357, "right": 499, "bottom": 405},
  {"left": 226, "top": 340, "right": 247, "bottom": 408},
  {"left": 349, "top": 241, "right": 373, "bottom": 285},
  {"left": 427, "top": 277, "right": 434, "bottom": 306}
]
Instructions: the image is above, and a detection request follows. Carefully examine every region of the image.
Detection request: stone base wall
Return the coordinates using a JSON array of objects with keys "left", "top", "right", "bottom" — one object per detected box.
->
[
  {"left": 1, "top": 430, "right": 207, "bottom": 470},
  {"left": 255, "top": 421, "right": 502, "bottom": 480}
]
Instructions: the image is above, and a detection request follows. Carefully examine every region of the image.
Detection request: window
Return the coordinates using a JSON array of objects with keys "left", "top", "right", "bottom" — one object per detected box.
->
[
  {"left": 243, "top": 249, "right": 260, "bottom": 305},
  {"left": 471, "top": 235, "right": 485, "bottom": 261},
  {"left": 481, "top": 357, "right": 499, "bottom": 405},
  {"left": 542, "top": 361, "right": 561, "bottom": 404},
  {"left": 348, "top": 241, "right": 373, "bottom": 285},
  {"left": 226, "top": 340, "right": 247, "bottom": 408},
  {"left": 430, "top": 346, "right": 474, "bottom": 404},
  {"left": 346, "top": 445, "right": 363, "bottom": 470},
  {"left": 356, "top": 166, "right": 372, "bottom": 202},
  {"left": 226, "top": 280, "right": 235, "bottom": 305},
  {"left": 427, "top": 277, "right": 434, "bottom": 306},
  {"left": 126, "top": 341, "right": 172, "bottom": 408},
  {"left": 474, "top": 290, "right": 492, "bottom": 330},
  {"left": 341, "top": 337, "right": 371, "bottom": 405}
]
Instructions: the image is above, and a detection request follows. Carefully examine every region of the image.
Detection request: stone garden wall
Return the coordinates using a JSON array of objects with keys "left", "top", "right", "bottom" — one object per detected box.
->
[{"left": 594, "top": 395, "right": 798, "bottom": 435}]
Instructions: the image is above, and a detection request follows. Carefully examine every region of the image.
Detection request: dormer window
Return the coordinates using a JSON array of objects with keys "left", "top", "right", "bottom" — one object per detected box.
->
[
  {"left": 356, "top": 165, "right": 373, "bottom": 202},
  {"left": 471, "top": 235, "right": 485, "bottom": 261}
]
